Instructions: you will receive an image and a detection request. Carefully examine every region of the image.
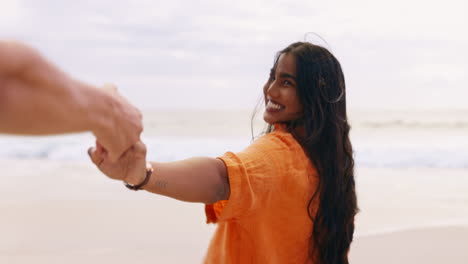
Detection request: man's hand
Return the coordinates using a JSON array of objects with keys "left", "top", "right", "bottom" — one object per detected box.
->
[
  {"left": 92, "top": 84, "right": 143, "bottom": 162},
  {"left": 88, "top": 140, "right": 148, "bottom": 185}
]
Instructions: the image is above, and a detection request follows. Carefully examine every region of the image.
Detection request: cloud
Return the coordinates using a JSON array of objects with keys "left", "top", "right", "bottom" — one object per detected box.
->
[
  {"left": 1, "top": 0, "right": 467, "bottom": 109},
  {"left": 0, "top": 0, "right": 26, "bottom": 34}
]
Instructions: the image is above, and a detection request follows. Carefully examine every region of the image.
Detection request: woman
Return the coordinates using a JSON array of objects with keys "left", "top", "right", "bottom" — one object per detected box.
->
[{"left": 89, "top": 41, "right": 358, "bottom": 264}]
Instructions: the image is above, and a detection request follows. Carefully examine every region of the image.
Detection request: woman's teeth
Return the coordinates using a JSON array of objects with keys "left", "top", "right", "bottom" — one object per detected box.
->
[{"left": 267, "top": 100, "right": 283, "bottom": 110}]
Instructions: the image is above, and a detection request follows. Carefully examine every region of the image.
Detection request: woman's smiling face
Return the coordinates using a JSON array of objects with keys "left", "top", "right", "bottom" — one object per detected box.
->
[{"left": 263, "top": 53, "right": 303, "bottom": 125}]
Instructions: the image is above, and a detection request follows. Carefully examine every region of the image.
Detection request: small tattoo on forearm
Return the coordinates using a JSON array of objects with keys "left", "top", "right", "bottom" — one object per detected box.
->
[{"left": 155, "top": 180, "right": 168, "bottom": 190}]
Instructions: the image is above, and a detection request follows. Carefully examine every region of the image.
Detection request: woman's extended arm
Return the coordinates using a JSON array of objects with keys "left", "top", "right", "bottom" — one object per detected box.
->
[
  {"left": 88, "top": 141, "right": 230, "bottom": 204},
  {"left": 146, "top": 158, "right": 229, "bottom": 204}
]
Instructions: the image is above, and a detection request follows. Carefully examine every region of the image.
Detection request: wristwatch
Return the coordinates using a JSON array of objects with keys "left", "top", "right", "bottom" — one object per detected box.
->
[{"left": 124, "top": 162, "right": 154, "bottom": 191}]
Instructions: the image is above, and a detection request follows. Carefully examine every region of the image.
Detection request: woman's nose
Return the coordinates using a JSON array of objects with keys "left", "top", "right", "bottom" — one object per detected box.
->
[{"left": 266, "top": 81, "right": 279, "bottom": 98}]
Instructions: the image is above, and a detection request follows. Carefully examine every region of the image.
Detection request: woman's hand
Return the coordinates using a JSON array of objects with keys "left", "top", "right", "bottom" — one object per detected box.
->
[{"left": 88, "top": 140, "right": 148, "bottom": 186}]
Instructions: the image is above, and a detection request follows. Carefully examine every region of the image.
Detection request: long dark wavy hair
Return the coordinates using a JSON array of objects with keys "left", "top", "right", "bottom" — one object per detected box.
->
[{"left": 258, "top": 42, "right": 358, "bottom": 264}]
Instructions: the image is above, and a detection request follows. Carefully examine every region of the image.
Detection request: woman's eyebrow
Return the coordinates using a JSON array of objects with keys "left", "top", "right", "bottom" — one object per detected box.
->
[{"left": 278, "top": 72, "right": 297, "bottom": 80}]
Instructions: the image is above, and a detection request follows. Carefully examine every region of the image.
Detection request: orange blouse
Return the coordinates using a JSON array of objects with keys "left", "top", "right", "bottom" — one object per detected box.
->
[{"left": 204, "top": 124, "right": 319, "bottom": 264}]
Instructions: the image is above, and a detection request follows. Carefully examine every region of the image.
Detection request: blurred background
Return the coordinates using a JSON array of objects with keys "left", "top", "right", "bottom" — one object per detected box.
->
[
  {"left": 0, "top": 0, "right": 467, "bottom": 263},
  {"left": 1, "top": 0, "right": 467, "bottom": 110}
]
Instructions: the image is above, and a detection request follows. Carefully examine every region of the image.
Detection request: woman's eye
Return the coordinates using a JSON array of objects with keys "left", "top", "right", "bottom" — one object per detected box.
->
[{"left": 283, "top": 80, "right": 292, "bottom": 85}]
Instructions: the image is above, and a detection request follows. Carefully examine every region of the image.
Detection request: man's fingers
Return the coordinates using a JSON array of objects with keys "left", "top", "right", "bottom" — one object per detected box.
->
[
  {"left": 133, "top": 141, "right": 147, "bottom": 156},
  {"left": 108, "top": 151, "right": 121, "bottom": 163}
]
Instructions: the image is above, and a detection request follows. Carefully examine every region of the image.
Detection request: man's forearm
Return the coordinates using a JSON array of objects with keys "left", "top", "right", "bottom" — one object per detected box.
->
[
  {"left": 0, "top": 78, "right": 115, "bottom": 135},
  {"left": 0, "top": 41, "right": 113, "bottom": 135}
]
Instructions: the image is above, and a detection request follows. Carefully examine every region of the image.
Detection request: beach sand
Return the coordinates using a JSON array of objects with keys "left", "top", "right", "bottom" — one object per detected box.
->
[
  {"left": 1, "top": 159, "right": 467, "bottom": 263},
  {"left": 351, "top": 226, "right": 468, "bottom": 264}
]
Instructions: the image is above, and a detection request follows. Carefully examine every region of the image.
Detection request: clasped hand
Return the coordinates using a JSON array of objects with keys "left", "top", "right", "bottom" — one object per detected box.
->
[
  {"left": 93, "top": 84, "right": 144, "bottom": 162},
  {"left": 88, "top": 140, "right": 148, "bottom": 186}
]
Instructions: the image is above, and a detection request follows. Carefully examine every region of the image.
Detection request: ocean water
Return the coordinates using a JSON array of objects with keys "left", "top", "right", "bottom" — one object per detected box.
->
[
  {"left": 0, "top": 109, "right": 467, "bottom": 168},
  {"left": 1, "top": 132, "right": 466, "bottom": 169}
]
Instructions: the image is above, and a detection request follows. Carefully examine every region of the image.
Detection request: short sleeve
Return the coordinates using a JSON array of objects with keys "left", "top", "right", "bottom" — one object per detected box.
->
[{"left": 205, "top": 130, "right": 303, "bottom": 223}]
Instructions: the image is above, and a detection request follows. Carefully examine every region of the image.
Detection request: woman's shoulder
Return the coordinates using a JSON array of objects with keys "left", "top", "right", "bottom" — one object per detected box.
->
[{"left": 251, "top": 124, "right": 302, "bottom": 154}]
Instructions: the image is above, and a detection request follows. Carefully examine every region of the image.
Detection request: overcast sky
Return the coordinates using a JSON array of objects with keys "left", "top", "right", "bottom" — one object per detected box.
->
[{"left": 1, "top": 0, "right": 467, "bottom": 110}]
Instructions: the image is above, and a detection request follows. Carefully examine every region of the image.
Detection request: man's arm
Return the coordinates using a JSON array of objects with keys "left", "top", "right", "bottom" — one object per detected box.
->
[{"left": 0, "top": 41, "right": 143, "bottom": 161}]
